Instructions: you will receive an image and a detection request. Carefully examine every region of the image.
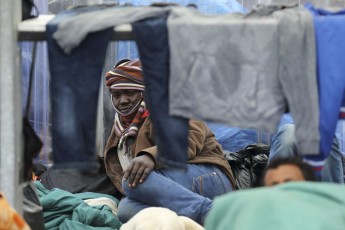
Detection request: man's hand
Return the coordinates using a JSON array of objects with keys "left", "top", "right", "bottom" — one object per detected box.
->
[{"left": 123, "top": 154, "right": 155, "bottom": 188}]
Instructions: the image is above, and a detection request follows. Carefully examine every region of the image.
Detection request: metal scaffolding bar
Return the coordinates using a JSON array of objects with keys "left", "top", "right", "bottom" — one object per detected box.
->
[{"left": 18, "top": 15, "right": 135, "bottom": 41}]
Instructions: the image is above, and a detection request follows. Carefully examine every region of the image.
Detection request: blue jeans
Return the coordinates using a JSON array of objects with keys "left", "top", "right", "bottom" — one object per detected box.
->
[
  {"left": 270, "top": 124, "right": 344, "bottom": 183},
  {"left": 132, "top": 17, "right": 190, "bottom": 169},
  {"left": 46, "top": 5, "right": 113, "bottom": 170},
  {"left": 117, "top": 164, "right": 232, "bottom": 225}
]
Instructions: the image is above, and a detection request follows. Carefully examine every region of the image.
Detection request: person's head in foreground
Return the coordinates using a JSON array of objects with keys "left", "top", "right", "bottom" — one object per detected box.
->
[
  {"left": 105, "top": 59, "right": 145, "bottom": 124},
  {"left": 262, "top": 156, "right": 317, "bottom": 186}
]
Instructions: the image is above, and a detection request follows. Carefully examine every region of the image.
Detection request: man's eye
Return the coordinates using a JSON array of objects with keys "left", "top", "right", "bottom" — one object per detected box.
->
[
  {"left": 127, "top": 91, "right": 136, "bottom": 96},
  {"left": 112, "top": 94, "right": 120, "bottom": 98}
]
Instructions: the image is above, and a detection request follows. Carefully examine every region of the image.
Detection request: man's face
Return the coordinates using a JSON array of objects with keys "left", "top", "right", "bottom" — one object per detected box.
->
[
  {"left": 264, "top": 164, "right": 305, "bottom": 186},
  {"left": 110, "top": 89, "right": 141, "bottom": 114}
]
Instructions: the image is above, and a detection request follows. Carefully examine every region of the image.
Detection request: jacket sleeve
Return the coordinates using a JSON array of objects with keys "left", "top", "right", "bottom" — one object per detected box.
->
[
  {"left": 186, "top": 120, "right": 207, "bottom": 159},
  {"left": 134, "top": 118, "right": 160, "bottom": 168},
  {"left": 134, "top": 118, "right": 208, "bottom": 166}
]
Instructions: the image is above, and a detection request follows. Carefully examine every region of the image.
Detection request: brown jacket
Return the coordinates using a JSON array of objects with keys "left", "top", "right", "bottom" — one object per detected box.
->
[{"left": 104, "top": 116, "right": 236, "bottom": 195}]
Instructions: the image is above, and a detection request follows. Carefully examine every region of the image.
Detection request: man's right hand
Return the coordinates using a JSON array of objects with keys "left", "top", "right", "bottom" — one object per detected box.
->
[{"left": 123, "top": 154, "right": 155, "bottom": 188}]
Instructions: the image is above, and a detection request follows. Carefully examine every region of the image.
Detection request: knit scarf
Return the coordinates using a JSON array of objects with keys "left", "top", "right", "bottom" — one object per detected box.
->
[{"left": 114, "top": 100, "right": 147, "bottom": 155}]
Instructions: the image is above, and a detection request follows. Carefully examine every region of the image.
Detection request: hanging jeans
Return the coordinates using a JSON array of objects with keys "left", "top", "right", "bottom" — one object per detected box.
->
[
  {"left": 117, "top": 164, "right": 232, "bottom": 225},
  {"left": 270, "top": 124, "right": 344, "bottom": 183},
  {"left": 132, "top": 16, "right": 190, "bottom": 169},
  {"left": 46, "top": 5, "right": 113, "bottom": 170}
]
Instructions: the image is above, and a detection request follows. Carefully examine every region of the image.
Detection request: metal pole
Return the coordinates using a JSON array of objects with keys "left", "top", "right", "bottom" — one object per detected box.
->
[{"left": 0, "top": 0, "right": 23, "bottom": 213}]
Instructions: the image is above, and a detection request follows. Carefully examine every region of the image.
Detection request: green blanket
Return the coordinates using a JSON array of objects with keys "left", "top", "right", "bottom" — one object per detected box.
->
[
  {"left": 35, "top": 181, "right": 122, "bottom": 230},
  {"left": 205, "top": 182, "right": 345, "bottom": 230}
]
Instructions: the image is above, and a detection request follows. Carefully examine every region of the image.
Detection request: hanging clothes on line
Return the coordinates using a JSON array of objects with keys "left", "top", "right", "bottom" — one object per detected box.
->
[
  {"left": 167, "top": 5, "right": 319, "bottom": 155},
  {"left": 48, "top": 3, "right": 345, "bottom": 171},
  {"left": 46, "top": 4, "right": 114, "bottom": 170}
]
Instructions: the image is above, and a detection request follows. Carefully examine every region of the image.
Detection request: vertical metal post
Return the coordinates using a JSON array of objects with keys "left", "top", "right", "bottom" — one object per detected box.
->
[{"left": 0, "top": 0, "right": 23, "bottom": 212}]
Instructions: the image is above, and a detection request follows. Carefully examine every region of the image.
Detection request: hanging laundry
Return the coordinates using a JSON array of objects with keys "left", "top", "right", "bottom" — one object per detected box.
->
[{"left": 304, "top": 4, "right": 345, "bottom": 167}]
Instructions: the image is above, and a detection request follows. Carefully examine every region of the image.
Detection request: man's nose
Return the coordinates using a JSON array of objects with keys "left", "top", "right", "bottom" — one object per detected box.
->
[{"left": 119, "top": 95, "right": 130, "bottom": 104}]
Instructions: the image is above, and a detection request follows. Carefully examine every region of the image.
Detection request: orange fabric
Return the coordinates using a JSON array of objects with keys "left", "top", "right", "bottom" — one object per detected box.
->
[
  {"left": 0, "top": 192, "right": 31, "bottom": 230},
  {"left": 12, "top": 213, "right": 27, "bottom": 229}
]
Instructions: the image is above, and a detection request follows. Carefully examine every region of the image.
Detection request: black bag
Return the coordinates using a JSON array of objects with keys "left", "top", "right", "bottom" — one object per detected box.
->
[
  {"left": 40, "top": 168, "right": 121, "bottom": 199},
  {"left": 23, "top": 182, "right": 45, "bottom": 230},
  {"left": 225, "top": 144, "right": 270, "bottom": 189}
]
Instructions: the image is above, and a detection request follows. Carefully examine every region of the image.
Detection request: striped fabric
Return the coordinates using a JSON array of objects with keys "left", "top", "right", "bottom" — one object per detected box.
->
[
  {"left": 303, "top": 158, "right": 325, "bottom": 176},
  {"left": 115, "top": 101, "right": 147, "bottom": 155},
  {"left": 340, "top": 107, "right": 345, "bottom": 119},
  {"left": 105, "top": 59, "right": 144, "bottom": 91}
]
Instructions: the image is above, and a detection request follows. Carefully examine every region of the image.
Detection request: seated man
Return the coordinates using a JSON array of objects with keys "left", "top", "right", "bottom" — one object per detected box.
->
[
  {"left": 103, "top": 59, "right": 235, "bottom": 225},
  {"left": 205, "top": 152, "right": 345, "bottom": 230},
  {"left": 205, "top": 164, "right": 345, "bottom": 230}
]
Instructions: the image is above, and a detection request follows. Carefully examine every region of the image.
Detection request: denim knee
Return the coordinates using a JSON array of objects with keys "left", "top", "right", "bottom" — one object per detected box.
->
[
  {"left": 322, "top": 137, "right": 344, "bottom": 183},
  {"left": 119, "top": 182, "right": 152, "bottom": 222},
  {"left": 270, "top": 124, "right": 298, "bottom": 160},
  {"left": 277, "top": 124, "right": 296, "bottom": 146},
  {"left": 122, "top": 178, "right": 147, "bottom": 198},
  {"left": 117, "top": 197, "right": 141, "bottom": 223}
]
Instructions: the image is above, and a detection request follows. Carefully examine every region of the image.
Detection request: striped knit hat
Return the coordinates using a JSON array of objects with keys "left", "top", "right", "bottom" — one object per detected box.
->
[{"left": 105, "top": 59, "right": 144, "bottom": 91}]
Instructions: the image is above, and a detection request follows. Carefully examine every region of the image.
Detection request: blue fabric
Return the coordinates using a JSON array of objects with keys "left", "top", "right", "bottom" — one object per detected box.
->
[
  {"left": 117, "top": 164, "right": 232, "bottom": 225},
  {"left": 118, "top": 0, "right": 246, "bottom": 14},
  {"left": 206, "top": 123, "right": 259, "bottom": 152},
  {"left": 207, "top": 113, "right": 294, "bottom": 152},
  {"left": 305, "top": 4, "right": 345, "bottom": 160},
  {"left": 132, "top": 16, "right": 190, "bottom": 169},
  {"left": 206, "top": 123, "right": 266, "bottom": 152},
  {"left": 46, "top": 5, "right": 113, "bottom": 170}
]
